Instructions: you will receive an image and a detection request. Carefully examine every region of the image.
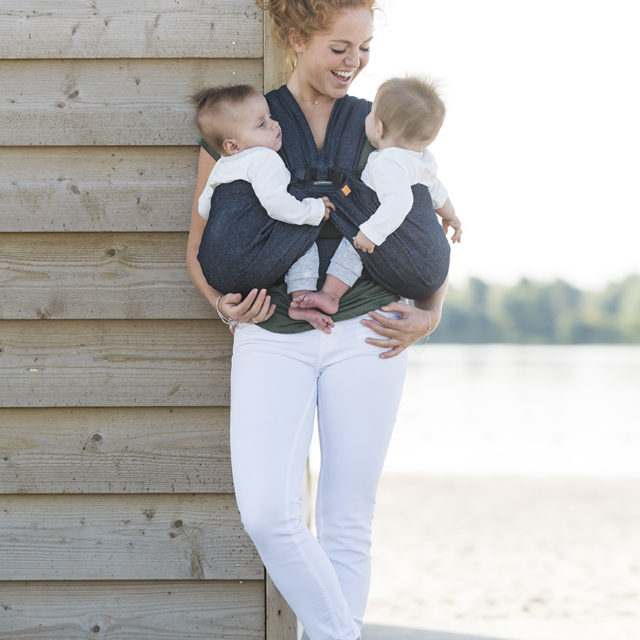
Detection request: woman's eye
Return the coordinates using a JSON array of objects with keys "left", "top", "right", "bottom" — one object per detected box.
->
[
  {"left": 360, "top": 47, "right": 370, "bottom": 52},
  {"left": 331, "top": 48, "right": 346, "bottom": 54}
]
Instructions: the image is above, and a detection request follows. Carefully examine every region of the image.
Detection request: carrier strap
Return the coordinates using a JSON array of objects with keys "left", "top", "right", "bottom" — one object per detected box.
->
[
  {"left": 267, "top": 85, "right": 369, "bottom": 183},
  {"left": 197, "top": 85, "right": 450, "bottom": 300}
]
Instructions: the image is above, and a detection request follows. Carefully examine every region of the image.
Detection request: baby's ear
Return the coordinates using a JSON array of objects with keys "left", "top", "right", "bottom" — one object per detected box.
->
[
  {"left": 223, "top": 139, "right": 239, "bottom": 155},
  {"left": 376, "top": 120, "right": 385, "bottom": 140}
]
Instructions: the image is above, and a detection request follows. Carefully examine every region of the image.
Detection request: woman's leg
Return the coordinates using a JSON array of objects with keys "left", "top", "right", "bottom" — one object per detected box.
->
[
  {"left": 315, "top": 314, "right": 408, "bottom": 631},
  {"left": 230, "top": 324, "right": 361, "bottom": 640}
]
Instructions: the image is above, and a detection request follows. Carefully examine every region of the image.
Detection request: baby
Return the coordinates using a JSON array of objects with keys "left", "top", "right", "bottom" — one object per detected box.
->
[
  {"left": 290, "top": 76, "right": 462, "bottom": 319},
  {"left": 194, "top": 85, "right": 336, "bottom": 329}
]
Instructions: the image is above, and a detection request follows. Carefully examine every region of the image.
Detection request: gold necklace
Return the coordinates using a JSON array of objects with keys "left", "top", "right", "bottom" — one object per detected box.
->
[{"left": 288, "top": 86, "right": 331, "bottom": 107}]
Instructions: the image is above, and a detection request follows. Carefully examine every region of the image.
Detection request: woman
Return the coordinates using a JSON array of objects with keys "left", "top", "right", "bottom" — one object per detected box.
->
[{"left": 186, "top": 1, "right": 448, "bottom": 638}]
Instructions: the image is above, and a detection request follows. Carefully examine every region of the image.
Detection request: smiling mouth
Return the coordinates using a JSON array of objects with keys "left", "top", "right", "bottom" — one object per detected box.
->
[{"left": 331, "top": 70, "right": 354, "bottom": 84}]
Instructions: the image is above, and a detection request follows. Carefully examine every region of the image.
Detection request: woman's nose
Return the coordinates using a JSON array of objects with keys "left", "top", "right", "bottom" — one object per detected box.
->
[{"left": 344, "top": 49, "right": 359, "bottom": 68}]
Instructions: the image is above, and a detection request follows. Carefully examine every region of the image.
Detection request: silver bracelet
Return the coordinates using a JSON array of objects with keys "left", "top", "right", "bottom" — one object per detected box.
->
[
  {"left": 216, "top": 295, "right": 238, "bottom": 328},
  {"left": 424, "top": 309, "right": 432, "bottom": 343}
]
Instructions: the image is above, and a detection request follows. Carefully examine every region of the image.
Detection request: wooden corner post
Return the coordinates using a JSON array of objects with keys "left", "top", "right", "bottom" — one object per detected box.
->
[
  {"left": 262, "top": 13, "right": 299, "bottom": 640},
  {"left": 263, "top": 10, "right": 290, "bottom": 93}
]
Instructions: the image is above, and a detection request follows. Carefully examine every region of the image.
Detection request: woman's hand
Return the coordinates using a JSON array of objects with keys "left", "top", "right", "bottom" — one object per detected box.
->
[
  {"left": 219, "top": 288, "right": 276, "bottom": 333},
  {"left": 362, "top": 278, "right": 448, "bottom": 358},
  {"left": 361, "top": 302, "right": 439, "bottom": 358}
]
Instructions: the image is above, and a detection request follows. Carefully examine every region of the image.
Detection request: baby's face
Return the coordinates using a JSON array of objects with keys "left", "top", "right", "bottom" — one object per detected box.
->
[{"left": 228, "top": 93, "right": 282, "bottom": 153}]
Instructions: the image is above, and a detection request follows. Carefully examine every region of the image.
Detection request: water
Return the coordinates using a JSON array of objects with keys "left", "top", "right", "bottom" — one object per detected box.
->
[{"left": 381, "top": 344, "right": 640, "bottom": 477}]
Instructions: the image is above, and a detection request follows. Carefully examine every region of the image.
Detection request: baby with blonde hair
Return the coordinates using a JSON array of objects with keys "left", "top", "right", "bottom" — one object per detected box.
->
[{"left": 290, "top": 75, "right": 462, "bottom": 318}]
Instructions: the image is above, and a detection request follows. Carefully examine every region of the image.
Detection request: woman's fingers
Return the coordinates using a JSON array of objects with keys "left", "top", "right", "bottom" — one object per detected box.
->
[
  {"left": 244, "top": 290, "right": 270, "bottom": 320},
  {"left": 221, "top": 289, "right": 277, "bottom": 325},
  {"left": 364, "top": 334, "right": 405, "bottom": 359},
  {"left": 364, "top": 335, "right": 400, "bottom": 348},
  {"left": 366, "top": 309, "right": 404, "bottom": 330},
  {"left": 228, "top": 289, "right": 265, "bottom": 320},
  {"left": 221, "top": 289, "right": 256, "bottom": 320},
  {"left": 234, "top": 288, "right": 259, "bottom": 314},
  {"left": 378, "top": 345, "right": 405, "bottom": 359},
  {"left": 361, "top": 319, "right": 400, "bottom": 340},
  {"left": 252, "top": 299, "right": 275, "bottom": 322},
  {"left": 379, "top": 301, "right": 410, "bottom": 315}
]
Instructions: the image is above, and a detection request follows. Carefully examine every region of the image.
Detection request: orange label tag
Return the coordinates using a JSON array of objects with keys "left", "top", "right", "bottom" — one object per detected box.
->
[{"left": 341, "top": 184, "right": 351, "bottom": 197}]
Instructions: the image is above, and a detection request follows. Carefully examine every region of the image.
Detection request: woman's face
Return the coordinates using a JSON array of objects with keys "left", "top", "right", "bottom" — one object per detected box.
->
[{"left": 292, "top": 7, "right": 374, "bottom": 99}]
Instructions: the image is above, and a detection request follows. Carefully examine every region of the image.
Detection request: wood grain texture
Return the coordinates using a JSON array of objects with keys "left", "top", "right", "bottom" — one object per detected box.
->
[
  {"left": 262, "top": 8, "right": 289, "bottom": 93},
  {"left": 0, "top": 407, "right": 232, "bottom": 494},
  {"left": 0, "top": 580, "right": 264, "bottom": 639},
  {"left": 0, "top": 59, "right": 262, "bottom": 145},
  {"left": 0, "top": 232, "right": 216, "bottom": 319},
  {"left": 266, "top": 572, "right": 297, "bottom": 640},
  {"left": 0, "top": 494, "right": 262, "bottom": 580},
  {"left": 0, "top": 0, "right": 262, "bottom": 59},
  {"left": 0, "top": 146, "right": 197, "bottom": 232},
  {"left": 0, "top": 320, "right": 232, "bottom": 407}
]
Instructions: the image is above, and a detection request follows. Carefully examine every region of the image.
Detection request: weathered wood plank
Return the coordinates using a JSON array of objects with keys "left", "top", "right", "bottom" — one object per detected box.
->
[
  {"left": 0, "top": 494, "right": 261, "bottom": 580},
  {"left": 0, "top": 320, "right": 232, "bottom": 407},
  {"left": 0, "top": 59, "right": 262, "bottom": 145},
  {"left": 0, "top": 233, "right": 216, "bottom": 319},
  {"left": 0, "top": 146, "right": 197, "bottom": 232},
  {"left": 0, "top": 407, "right": 232, "bottom": 494},
  {"left": 266, "top": 573, "right": 297, "bottom": 640},
  {"left": 0, "top": 0, "right": 262, "bottom": 59},
  {"left": 263, "top": 7, "right": 289, "bottom": 93},
  {"left": 0, "top": 580, "right": 264, "bottom": 639}
]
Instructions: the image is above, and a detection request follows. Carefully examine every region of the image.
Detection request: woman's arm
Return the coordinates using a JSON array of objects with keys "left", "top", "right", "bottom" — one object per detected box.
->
[
  {"left": 187, "top": 147, "right": 275, "bottom": 327},
  {"left": 360, "top": 276, "right": 449, "bottom": 359}
]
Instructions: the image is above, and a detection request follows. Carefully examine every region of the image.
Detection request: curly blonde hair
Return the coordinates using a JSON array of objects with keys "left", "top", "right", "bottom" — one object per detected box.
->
[{"left": 256, "top": 0, "right": 377, "bottom": 68}]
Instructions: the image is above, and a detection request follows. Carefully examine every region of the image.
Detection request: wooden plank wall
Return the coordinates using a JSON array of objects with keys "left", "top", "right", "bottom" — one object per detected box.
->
[{"left": 0, "top": 2, "right": 295, "bottom": 637}]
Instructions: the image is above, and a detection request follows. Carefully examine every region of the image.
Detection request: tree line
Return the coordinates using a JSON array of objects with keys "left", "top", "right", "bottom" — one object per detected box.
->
[{"left": 429, "top": 274, "right": 640, "bottom": 344}]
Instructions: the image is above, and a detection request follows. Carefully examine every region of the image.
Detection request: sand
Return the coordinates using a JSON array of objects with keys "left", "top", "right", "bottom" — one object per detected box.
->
[{"left": 360, "top": 475, "right": 640, "bottom": 640}]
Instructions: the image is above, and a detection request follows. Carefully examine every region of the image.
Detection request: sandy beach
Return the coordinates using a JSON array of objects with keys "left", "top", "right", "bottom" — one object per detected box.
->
[{"left": 360, "top": 475, "right": 640, "bottom": 640}]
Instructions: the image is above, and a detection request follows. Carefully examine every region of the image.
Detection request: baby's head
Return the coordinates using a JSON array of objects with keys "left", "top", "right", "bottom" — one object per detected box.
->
[
  {"left": 365, "top": 77, "right": 445, "bottom": 151},
  {"left": 192, "top": 84, "right": 282, "bottom": 156}
]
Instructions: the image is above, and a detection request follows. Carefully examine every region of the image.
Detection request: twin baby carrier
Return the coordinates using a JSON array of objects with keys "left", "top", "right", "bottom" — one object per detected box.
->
[{"left": 197, "top": 85, "right": 450, "bottom": 301}]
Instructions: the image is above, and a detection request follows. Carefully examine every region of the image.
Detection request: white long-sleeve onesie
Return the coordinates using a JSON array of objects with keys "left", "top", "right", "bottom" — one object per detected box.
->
[
  {"left": 197, "top": 146, "right": 325, "bottom": 225},
  {"left": 359, "top": 147, "right": 448, "bottom": 245}
]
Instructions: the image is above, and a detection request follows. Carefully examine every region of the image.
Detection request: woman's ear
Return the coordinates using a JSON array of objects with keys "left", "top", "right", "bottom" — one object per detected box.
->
[
  {"left": 288, "top": 28, "right": 304, "bottom": 54},
  {"left": 222, "top": 138, "right": 239, "bottom": 155}
]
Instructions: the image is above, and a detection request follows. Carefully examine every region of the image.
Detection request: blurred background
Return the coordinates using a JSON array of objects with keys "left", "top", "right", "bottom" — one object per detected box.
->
[{"left": 310, "top": 1, "right": 640, "bottom": 639}]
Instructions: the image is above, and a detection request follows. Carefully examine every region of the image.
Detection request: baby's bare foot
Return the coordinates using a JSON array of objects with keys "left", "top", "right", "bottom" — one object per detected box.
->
[
  {"left": 288, "top": 305, "right": 334, "bottom": 333},
  {"left": 292, "top": 291, "right": 340, "bottom": 315}
]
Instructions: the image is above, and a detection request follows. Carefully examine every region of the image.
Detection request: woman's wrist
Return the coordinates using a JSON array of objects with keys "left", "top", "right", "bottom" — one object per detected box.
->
[{"left": 216, "top": 295, "right": 238, "bottom": 328}]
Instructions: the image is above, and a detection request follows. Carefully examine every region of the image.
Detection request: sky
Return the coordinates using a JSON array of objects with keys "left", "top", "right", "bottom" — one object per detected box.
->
[{"left": 350, "top": 0, "right": 640, "bottom": 288}]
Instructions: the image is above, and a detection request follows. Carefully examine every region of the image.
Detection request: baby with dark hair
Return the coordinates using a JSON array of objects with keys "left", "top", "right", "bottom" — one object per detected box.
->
[{"left": 194, "top": 85, "right": 338, "bottom": 331}]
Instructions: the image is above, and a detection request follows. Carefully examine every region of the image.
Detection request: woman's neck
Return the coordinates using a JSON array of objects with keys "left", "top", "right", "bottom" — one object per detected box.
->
[
  {"left": 286, "top": 76, "right": 336, "bottom": 150},
  {"left": 286, "top": 75, "right": 335, "bottom": 108}
]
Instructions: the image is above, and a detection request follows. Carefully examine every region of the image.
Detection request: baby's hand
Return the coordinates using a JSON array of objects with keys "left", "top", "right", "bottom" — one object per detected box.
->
[
  {"left": 443, "top": 215, "right": 462, "bottom": 243},
  {"left": 353, "top": 230, "right": 376, "bottom": 254},
  {"left": 322, "top": 196, "right": 335, "bottom": 221}
]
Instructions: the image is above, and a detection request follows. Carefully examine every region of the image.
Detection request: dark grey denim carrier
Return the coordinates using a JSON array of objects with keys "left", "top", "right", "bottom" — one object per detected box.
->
[{"left": 197, "top": 85, "right": 450, "bottom": 299}]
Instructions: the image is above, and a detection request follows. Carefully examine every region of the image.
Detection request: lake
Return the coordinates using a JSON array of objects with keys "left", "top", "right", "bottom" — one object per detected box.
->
[
  {"left": 386, "top": 344, "right": 640, "bottom": 477},
  {"left": 311, "top": 345, "right": 640, "bottom": 478}
]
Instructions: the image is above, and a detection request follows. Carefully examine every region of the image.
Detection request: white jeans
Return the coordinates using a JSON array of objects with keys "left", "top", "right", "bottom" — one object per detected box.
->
[{"left": 230, "top": 312, "right": 407, "bottom": 640}]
